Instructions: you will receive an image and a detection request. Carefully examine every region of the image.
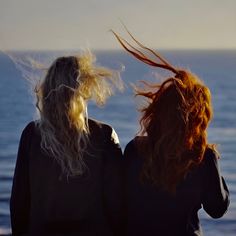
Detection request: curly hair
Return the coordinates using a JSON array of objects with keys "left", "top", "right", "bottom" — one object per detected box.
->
[{"left": 137, "top": 71, "right": 213, "bottom": 192}]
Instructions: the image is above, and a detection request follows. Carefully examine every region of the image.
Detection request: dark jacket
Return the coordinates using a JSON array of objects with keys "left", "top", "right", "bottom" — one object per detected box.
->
[
  {"left": 124, "top": 136, "right": 229, "bottom": 236},
  {"left": 10, "top": 119, "right": 123, "bottom": 236}
]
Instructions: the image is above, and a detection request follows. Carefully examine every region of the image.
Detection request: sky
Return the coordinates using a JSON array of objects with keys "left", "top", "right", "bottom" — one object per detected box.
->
[{"left": 0, "top": 0, "right": 236, "bottom": 50}]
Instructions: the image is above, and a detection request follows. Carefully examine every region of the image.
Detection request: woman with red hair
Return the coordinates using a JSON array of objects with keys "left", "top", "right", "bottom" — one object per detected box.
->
[{"left": 113, "top": 30, "right": 230, "bottom": 236}]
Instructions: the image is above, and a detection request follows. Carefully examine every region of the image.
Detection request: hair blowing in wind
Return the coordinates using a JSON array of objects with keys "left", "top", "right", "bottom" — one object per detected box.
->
[
  {"left": 112, "top": 28, "right": 215, "bottom": 192},
  {"left": 35, "top": 52, "right": 123, "bottom": 177}
]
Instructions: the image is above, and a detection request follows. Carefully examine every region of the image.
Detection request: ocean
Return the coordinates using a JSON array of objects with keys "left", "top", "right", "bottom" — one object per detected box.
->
[{"left": 0, "top": 50, "right": 236, "bottom": 235}]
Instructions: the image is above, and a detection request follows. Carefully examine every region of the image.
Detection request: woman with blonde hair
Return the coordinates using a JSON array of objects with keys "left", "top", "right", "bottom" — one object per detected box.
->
[
  {"left": 113, "top": 30, "right": 229, "bottom": 236},
  {"left": 10, "top": 53, "right": 123, "bottom": 235}
]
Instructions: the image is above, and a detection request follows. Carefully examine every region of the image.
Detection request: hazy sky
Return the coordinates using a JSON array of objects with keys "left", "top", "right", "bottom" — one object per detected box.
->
[{"left": 0, "top": 0, "right": 235, "bottom": 50}]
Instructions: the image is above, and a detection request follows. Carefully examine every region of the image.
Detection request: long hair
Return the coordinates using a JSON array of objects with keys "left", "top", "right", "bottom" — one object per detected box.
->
[
  {"left": 137, "top": 71, "right": 213, "bottom": 192},
  {"left": 35, "top": 52, "right": 123, "bottom": 177},
  {"left": 113, "top": 28, "right": 214, "bottom": 192}
]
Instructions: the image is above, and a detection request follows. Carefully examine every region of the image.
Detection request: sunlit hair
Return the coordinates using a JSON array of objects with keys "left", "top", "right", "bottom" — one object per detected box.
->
[
  {"left": 137, "top": 71, "right": 213, "bottom": 192},
  {"left": 35, "top": 52, "right": 123, "bottom": 176},
  {"left": 113, "top": 27, "right": 215, "bottom": 192}
]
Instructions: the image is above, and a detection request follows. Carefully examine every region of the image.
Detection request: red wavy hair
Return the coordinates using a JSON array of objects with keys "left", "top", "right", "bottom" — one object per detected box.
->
[
  {"left": 137, "top": 71, "right": 213, "bottom": 192},
  {"left": 113, "top": 28, "right": 214, "bottom": 192}
]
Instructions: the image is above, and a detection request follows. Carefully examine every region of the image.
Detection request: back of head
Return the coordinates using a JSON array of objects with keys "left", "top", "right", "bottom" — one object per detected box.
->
[
  {"left": 40, "top": 56, "right": 82, "bottom": 131},
  {"left": 112, "top": 29, "right": 214, "bottom": 192},
  {"left": 35, "top": 52, "right": 122, "bottom": 176},
  {"left": 138, "top": 71, "right": 213, "bottom": 192}
]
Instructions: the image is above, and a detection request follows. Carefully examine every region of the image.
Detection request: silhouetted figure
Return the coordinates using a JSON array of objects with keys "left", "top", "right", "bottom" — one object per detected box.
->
[
  {"left": 113, "top": 30, "right": 230, "bottom": 236},
  {"left": 10, "top": 53, "right": 123, "bottom": 236}
]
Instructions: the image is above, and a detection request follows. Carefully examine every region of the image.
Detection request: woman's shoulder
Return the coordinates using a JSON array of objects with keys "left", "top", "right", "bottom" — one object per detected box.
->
[
  {"left": 88, "top": 118, "right": 120, "bottom": 145},
  {"left": 21, "top": 121, "right": 37, "bottom": 137},
  {"left": 200, "top": 146, "right": 220, "bottom": 172},
  {"left": 203, "top": 146, "right": 220, "bottom": 162},
  {"left": 88, "top": 118, "right": 114, "bottom": 133},
  {"left": 126, "top": 136, "right": 147, "bottom": 148},
  {"left": 124, "top": 136, "right": 147, "bottom": 158},
  {"left": 204, "top": 146, "right": 219, "bottom": 157},
  {"left": 18, "top": 121, "right": 38, "bottom": 151}
]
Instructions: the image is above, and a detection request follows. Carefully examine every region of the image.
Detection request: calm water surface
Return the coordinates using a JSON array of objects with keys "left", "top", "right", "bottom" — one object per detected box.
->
[{"left": 0, "top": 50, "right": 235, "bottom": 235}]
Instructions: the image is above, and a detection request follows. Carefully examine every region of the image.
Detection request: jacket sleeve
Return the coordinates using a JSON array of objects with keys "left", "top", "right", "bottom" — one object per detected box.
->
[
  {"left": 10, "top": 123, "right": 32, "bottom": 235},
  {"left": 102, "top": 125, "right": 124, "bottom": 236},
  {"left": 202, "top": 149, "right": 230, "bottom": 218}
]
